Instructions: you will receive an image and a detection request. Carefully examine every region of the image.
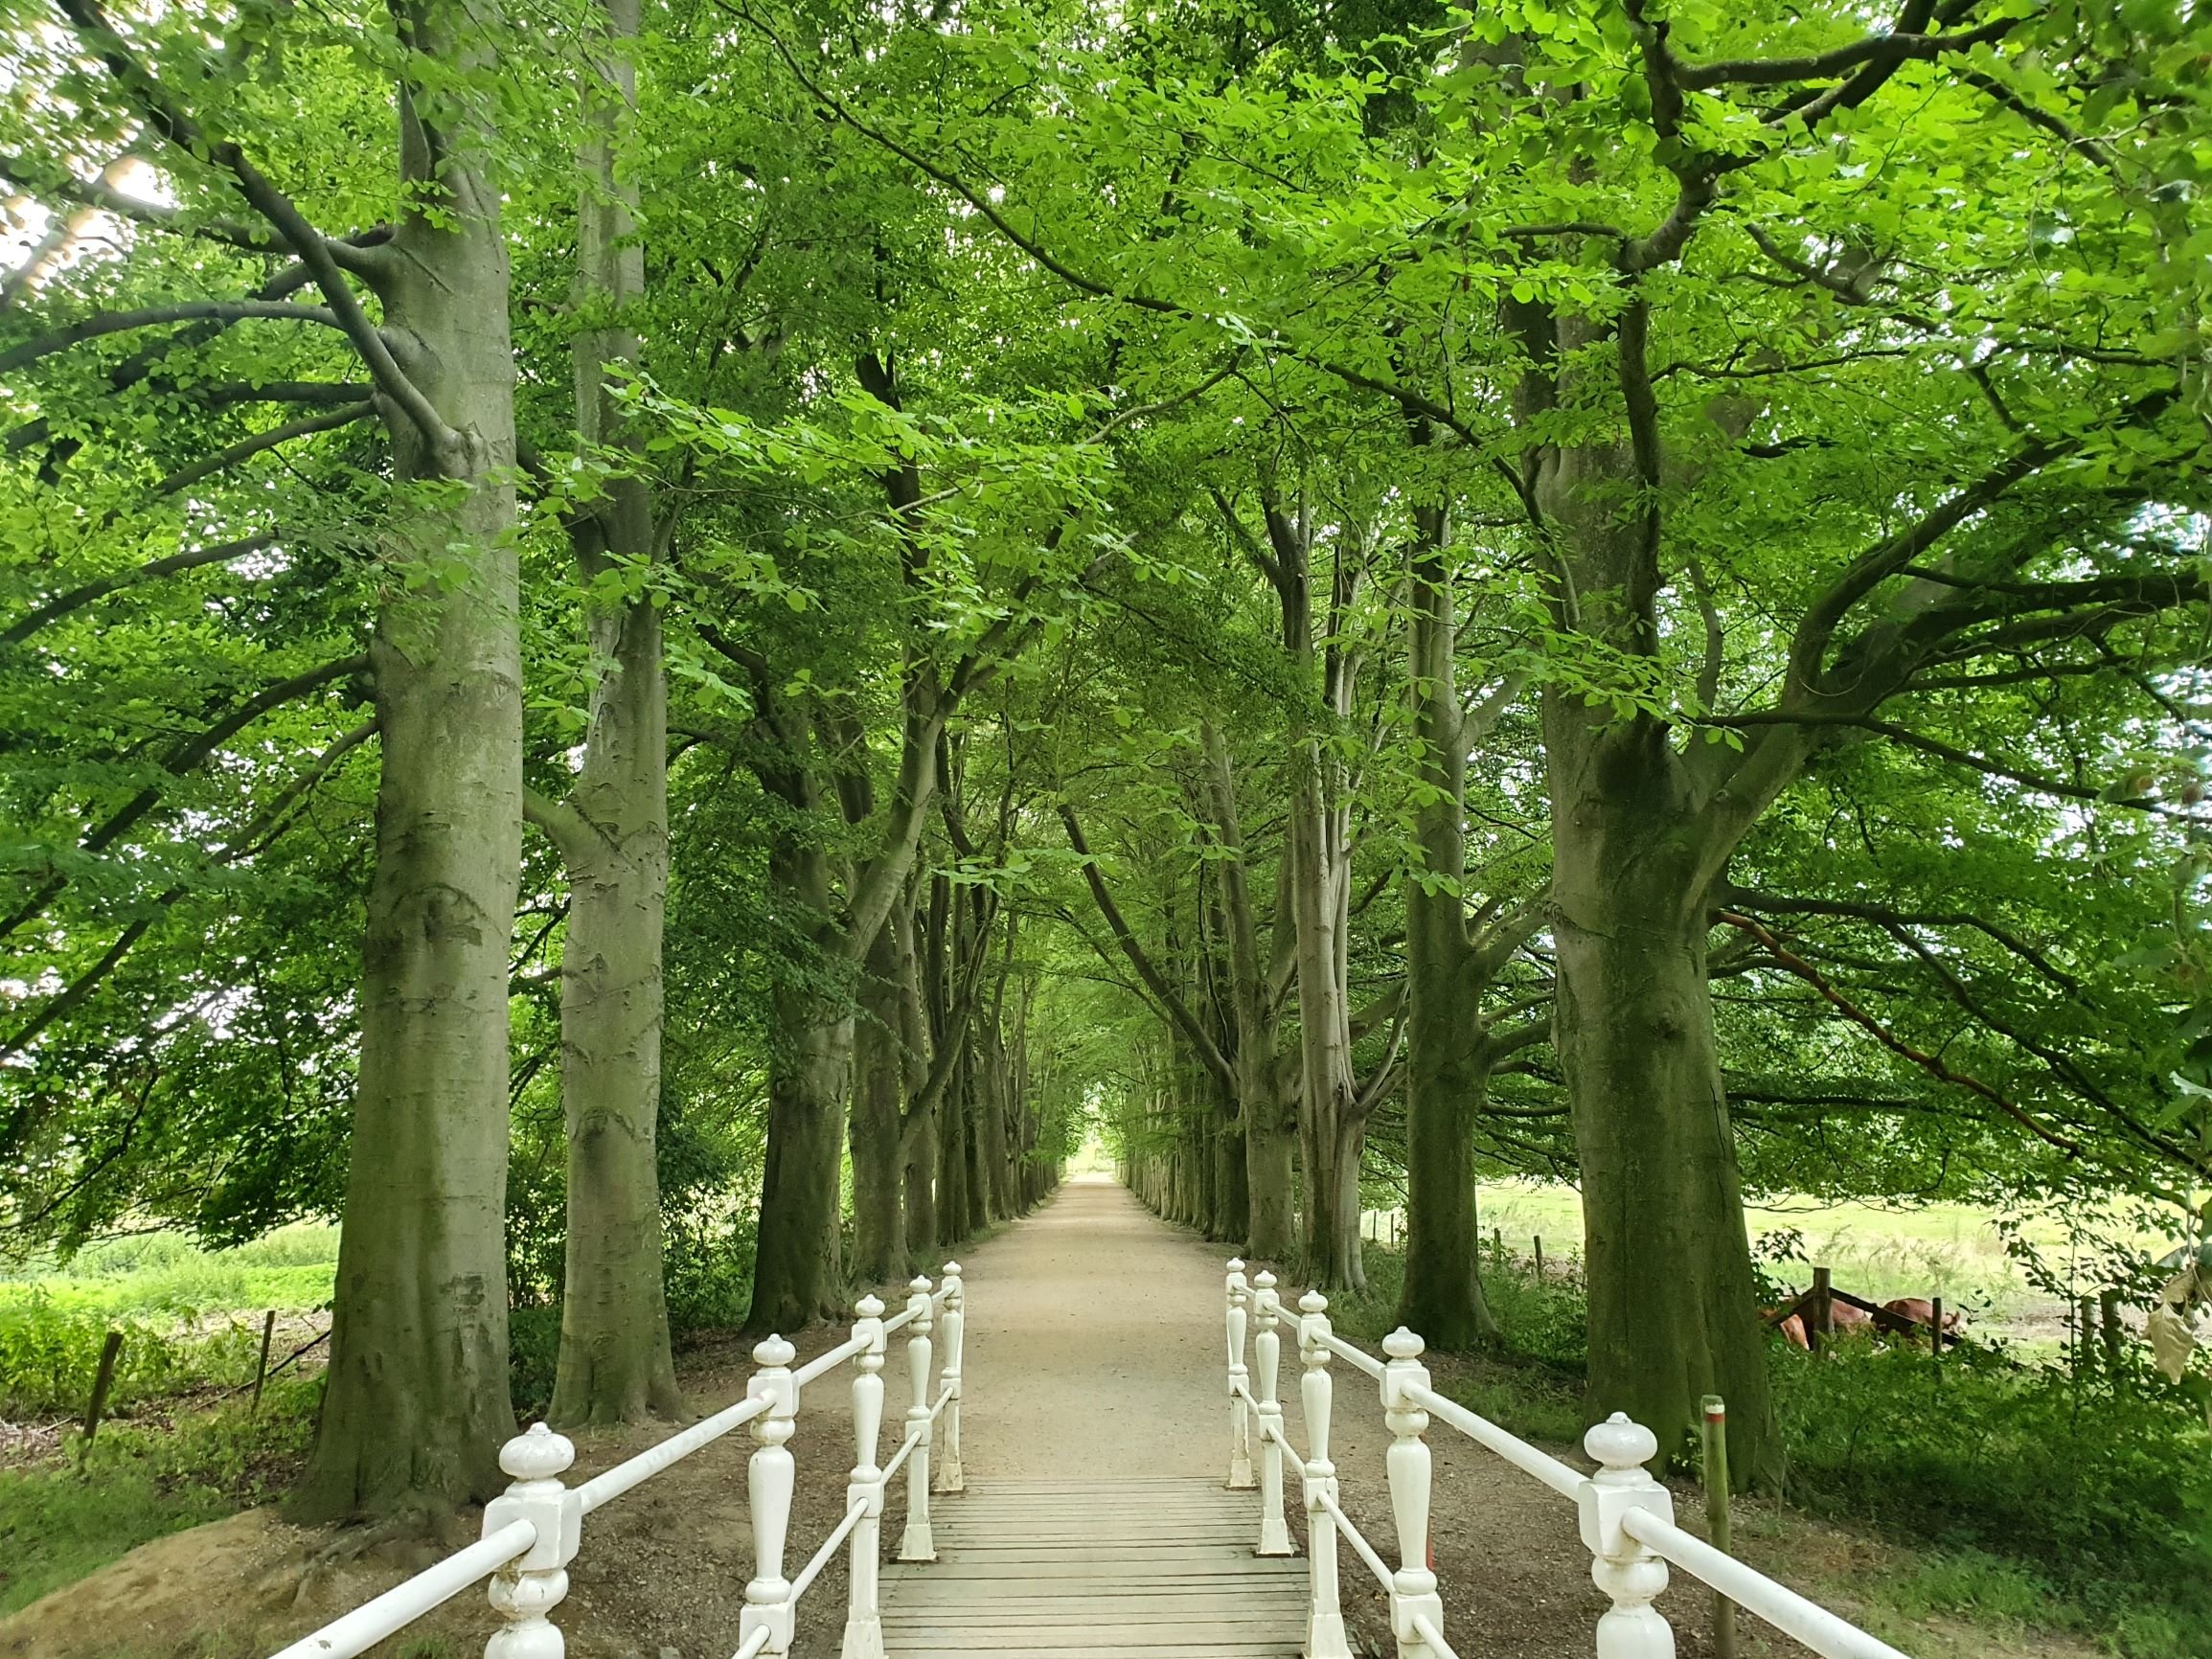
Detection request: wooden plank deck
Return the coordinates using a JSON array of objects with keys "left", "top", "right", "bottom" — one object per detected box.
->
[{"left": 880, "top": 1477, "right": 1306, "bottom": 1658}]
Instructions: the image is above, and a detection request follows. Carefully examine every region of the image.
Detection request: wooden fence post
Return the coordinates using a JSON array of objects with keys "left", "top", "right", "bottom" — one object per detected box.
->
[
  {"left": 898, "top": 1278, "right": 937, "bottom": 1562},
  {"left": 1701, "top": 1396, "right": 1736, "bottom": 1659},
  {"left": 1226, "top": 1259, "right": 1254, "bottom": 1490},
  {"left": 1533, "top": 1237, "right": 1545, "bottom": 1280},
  {"left": 482, "top": 1422, "right": 580, "bottom": 1659},
  {"left": 80, "top": 1329, "right": 123, "bottom": 1446},
  {"left": 740, "top": 1334, "right": 799, "bottom": 1659},
  {"left": 936, "top": 1262, "right": 965, "bottom": 1493},
  {"left": 841, "top": 1294, "right": 888, "bottom": 1659},
  {"left": 1809, "top": 1266, "right": 1833, "bottom": 1355},
  {"left": 1252, "top": 1270, "right": 1291, "bottom": 1556},
  {"left": 1298, "top": 1292, "right": 1352, "bottom": 1659},
  {"left": 1930, "top": 1296, "right": 1945, "bottom": 1365},
  {"left": 2099, "top": 1289, "right": 2123, "bottom": 1370},
  {"left": 1382, "top": 1329, "right": 1443, "bottom": 1659},
  {"left": 250, "top": 1310, "right": 277, "bottom": 1415},
  {"left": 1580, "top": 1414, "right": 1676, "bottom": 1659}
]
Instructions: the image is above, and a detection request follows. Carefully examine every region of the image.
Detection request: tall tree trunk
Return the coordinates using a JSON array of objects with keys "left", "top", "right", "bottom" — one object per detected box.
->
[
  {"left": 937, "top": 1042, "right": 971, "bottom": 1243},
  {"left": 297, "top": 1, "right": 521, "bottom": 1520},
  {"left": 748, "top": 841, "right": 854, "bottom": 1332},
  {"left": 1528, "top": 314, "right": 1782, "bottom": 1486},
  {"left": 1199, "top": 722, "right": 1297, "bottom": 1261},
  {"left": 544, "top": 0, "right": 680, "bottom": 1426},
  {"left": 544, "top": 590, "right": 680, "bottom": 1422},
  {"left": 1288, "top": 746, "right": 1364, "bottom": 1291},
  {"left": 852, "top": 922, "right": 905, "bottom": 1284},
  {"left": 1545, "top": 701, "right": 1777, "bottom": 1483},
  {"left": 897, "top": 896, "right": 939, "bottom": 1261},
  {"left": 1395, "top": 503, "right": 1496, "bottom": 1350}
]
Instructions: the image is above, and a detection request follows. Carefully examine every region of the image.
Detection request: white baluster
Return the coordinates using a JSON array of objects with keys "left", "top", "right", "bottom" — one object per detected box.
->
[
  {"left": 1226, "top": 1259, "right": 1254, "bottom": 1489},
  {"left": 1252, "top": 1270, "right": 1291, "bottom": 1556},
  {"left": 1382, "top": 1329, "right": 1443, "bottom": 1659},
  {"left": 740, "top": 1333, "right": 799, "bottom": 1659},
  {"left": 935, "top": 1261, "right": 965, "bottom": 1493},
  {"left": 1299, "top": 1292, "right": 1352, "bottom": 1659},
  {"left": 841, "top": 1296, "right": 888, "bottom": 1659},
  {"left": 483, "top": 1423, "right": 582, "bottom": 1659},
  {"left": 899, "top": 1276, "right": 938, "bottom": 1561},
  {"left": 1577, "top": 1414, "right": 1676, "bottom": 1659}
]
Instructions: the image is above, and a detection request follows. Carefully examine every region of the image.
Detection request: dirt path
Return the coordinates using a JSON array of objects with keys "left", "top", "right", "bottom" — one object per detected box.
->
[
  {"left": 0, "top": 1174, "right": 2096, "bottom": 1659},
  {"left": 951, "top": 1173, "right": 1234, "bottom": 1481}
]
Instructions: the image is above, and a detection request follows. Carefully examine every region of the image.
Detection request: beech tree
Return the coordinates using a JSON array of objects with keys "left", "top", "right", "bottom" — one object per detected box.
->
[{"left": 6, "top": 0, "right": 2206, "bottom": 1524}]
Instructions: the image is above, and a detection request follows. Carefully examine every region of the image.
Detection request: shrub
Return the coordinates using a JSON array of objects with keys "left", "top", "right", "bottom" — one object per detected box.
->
[
  {"left": 1772, "top": 1340, "right": 2212, "bottom": 1651},
  {"left": 0, "top": 1376, "right": 316, "bottom": 1615}
]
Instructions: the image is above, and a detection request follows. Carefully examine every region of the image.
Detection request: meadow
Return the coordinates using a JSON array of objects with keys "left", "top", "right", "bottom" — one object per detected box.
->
[{"left": 1354, "top": 1183, "right": 2166, "bottom": 1348}]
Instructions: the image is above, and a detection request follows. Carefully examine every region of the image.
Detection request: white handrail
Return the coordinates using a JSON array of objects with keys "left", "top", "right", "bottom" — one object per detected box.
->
[
  {"left": 1313, "top": 1486, "right": 1393, "bottom": 1591},
  {"left": 1221, "top": 1261, "right": 1918, "bottom": 1659},
  {"left": 1409, "top": 1608, "right": 1460, "bottom": 1659},
  {"left": 270, "top": 1261, "right": 973, "bottom": 1659},
  {"left": 264, "top": 1520, "right": 536, "bottom": 1659},
  {"left": 1314, "top": 1329, "right": 1383, "bottom": 1380},
  {"left": 789, "top": 1495, "right": 870, "bottom": 1602},
  {"left": 577, "top": 1391, "right": 770, "bottom": 1513},
  {"left": 1402, "top": 1379, "right": 1580, "bottom": 1500},
  {"left": 1621, "top": 1507, "right": 1913, "bottom": 1659},
  {"left": 792, "top": 1330, "right": 870, "bottom": 1388}
]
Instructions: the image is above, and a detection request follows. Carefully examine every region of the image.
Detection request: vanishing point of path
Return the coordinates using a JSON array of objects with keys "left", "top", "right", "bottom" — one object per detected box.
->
[{"left": 879, "top": 1174, "right": 1307, "bottom": 1657}]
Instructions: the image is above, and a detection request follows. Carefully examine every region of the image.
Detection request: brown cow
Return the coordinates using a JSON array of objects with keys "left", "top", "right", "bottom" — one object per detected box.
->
[{"left": 1883, "top": 1297, "right": 1961, "bottom": 1333}]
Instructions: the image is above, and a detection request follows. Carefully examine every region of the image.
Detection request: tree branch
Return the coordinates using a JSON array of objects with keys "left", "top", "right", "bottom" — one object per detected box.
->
[
  {"left": 54, "top": 0, "right": 460, "bottom": 462},
  {"left": 1059, "top": 802, "right": 1234, "bottom": 1092},
  {"left": 0, "top": 653, "right": 367, "bottom": 945},
  {"left": 0, "top": 716, "right": 376, "bottom": 1063},
  {"left": 3, "top": 532, "right": 279, "bottom": 646},
  {"left": 150, "top": 401, "right": 373, "bottom": 496},
  {"left": 1713, "top": 909, "right": 2081, "bottom": 1155},
  {"left": 0, "top": 300, "right": 345, "bottom": 374}
]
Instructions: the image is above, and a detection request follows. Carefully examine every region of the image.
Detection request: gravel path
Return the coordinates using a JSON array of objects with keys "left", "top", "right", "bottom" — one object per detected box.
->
[{"left": 948, "top": 1172, "right": 1233, "bottom": 1481}]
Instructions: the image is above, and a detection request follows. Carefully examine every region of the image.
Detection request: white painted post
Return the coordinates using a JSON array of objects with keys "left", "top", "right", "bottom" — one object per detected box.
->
[
  {"left": 1251, "top": 1269, "right": 1292, "bottom": 1556},
  {"left": 935, "top": 1261, "right": 966, "bottom": 1493},
  {"left": 740, "top": 1333, "right": 799, "bottom": 1659},
  {"left": 841, "top": 1295, "right": 888, "bottom": 1659},
  {"left": 483, "top": 1423, "right": 582, "bottom": 1659},
  {"left": 1381, "top": 1329, "right": 1443, "bottom": 1659},
  {"left": 1226, "top": 1258, "right": 1254, "bottom": 1490},
  {"left": 899, "top": 1275, "right": 938, "bottom": 1562},
  {"left": 1578, "top": 1414, "right": 1676, "bottom": 1659},
  {"left": 1298, "top": 1291, "right": 1352, "bottom": 1659}
]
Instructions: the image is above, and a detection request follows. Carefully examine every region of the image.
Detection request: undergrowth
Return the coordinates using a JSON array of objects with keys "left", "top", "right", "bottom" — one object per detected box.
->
[
  {"left": 1315, "top": 1238, "right": 2211, "bottom": 1658},
  {"left": 0, "top": 1376, "right": 317, "bottom": 1615}
]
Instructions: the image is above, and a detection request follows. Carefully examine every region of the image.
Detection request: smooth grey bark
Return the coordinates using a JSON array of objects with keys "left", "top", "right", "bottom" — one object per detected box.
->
[
  {"left": 750, "top": 827, "right": 862, "bottom": 1331},
  {"left": 539, "top": 0, "right": 681, "bottom": 1427},
  {"left": 1259, "top": 500, "right": 1372, "bottom": 1293},
  {"left": 1393, "top": 501, "right": 1541, "bottom": 1351},
  {"left": 300, "top": 0, "right": 521, "bottom": 1517},
  {"left": 1524, "top": 305, "right": 1780, "bottom": 1486},
  {"left": 852, "top": 920, "right": 906, "bottom": 1284},
  {"left": 1199, "top": 723, "right": 1299, "bottom": 1262}
]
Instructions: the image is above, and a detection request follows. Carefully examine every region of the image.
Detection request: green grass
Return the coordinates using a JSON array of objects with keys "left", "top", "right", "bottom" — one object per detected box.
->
[
  {"left": 0, "top": 1378, "right": 316, "bottom": 1615},
  {"left": 0, "top": 1226, "right": 337, "bottom": 1420},
  {"left": 1355, "top": 1184, "right": 2163, "bottom": 1325},
  {"left": 0, "top": 1223, "right": 339, "bottom": 1322}
]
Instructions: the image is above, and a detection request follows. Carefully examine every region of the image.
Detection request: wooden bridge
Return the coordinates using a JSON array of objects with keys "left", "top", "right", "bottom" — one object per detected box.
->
[{"left": 268, "top": 1177, "right": 1912, "bottom": 1659}]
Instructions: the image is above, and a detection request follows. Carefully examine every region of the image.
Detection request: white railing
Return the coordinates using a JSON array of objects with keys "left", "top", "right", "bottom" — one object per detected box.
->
[
  {"left": 1221, "top": 1258, "right": 1913, "bottom": 1659},
  {"left": 271, "top": 1261, "right": 970, "bottom": 1659}
]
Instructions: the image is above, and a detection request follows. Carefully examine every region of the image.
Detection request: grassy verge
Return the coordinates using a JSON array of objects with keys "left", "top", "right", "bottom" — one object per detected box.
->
[
  {"left": 1319, "top": 1239, "right": 2209, "bottom": 1659},
  {"left": 0, "top": 1378, "right": 317, "bottom": 1615}
]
